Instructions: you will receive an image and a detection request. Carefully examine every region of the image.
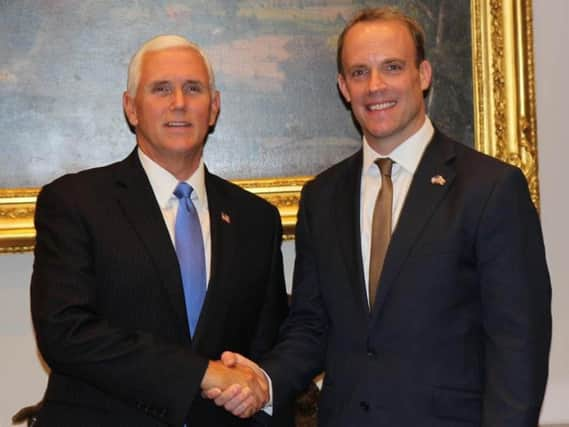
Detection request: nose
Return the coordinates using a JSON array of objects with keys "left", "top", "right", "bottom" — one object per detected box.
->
[
  {"left": 170, "top": 87, "right": 186, "bottom": 110},
  {"left": 368, "top": 70, "right": 386, "bottom": 93}
]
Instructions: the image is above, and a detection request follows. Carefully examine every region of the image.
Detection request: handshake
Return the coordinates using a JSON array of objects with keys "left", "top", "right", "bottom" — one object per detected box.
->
[{"left": 201, "top": 352, "right": 268, "bottom": 419}]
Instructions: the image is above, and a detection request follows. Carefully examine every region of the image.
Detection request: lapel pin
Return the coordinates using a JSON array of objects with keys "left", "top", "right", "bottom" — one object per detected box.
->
[
  {"left": 221, "top": 212, "right": 231, "bottom": 224},
  {"left": 430, "top": 175, "right": 446, "bottom": 186}
]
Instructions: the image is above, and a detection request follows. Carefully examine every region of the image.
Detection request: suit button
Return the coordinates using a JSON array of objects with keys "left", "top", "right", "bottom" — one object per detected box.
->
[
  {"left": 367, "top": 350, "right": 376, "bottom": 358},
  {"left": 360, "top": 401, "right": 370, "bottom": 412}
]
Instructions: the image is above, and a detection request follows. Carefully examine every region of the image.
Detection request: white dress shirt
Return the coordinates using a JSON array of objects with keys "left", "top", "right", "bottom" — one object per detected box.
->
[
  {"left": 139, "top": 149, "right": 276, "bottom": 413},
  {"left": 138, "top": 148, "right": 211, "bottom": 284},
  {"left": 360, "top": 117, "right": 434, "bottom": 302},
  {"left": 266, "top": 121, "right": 434, "bottom": 412}
]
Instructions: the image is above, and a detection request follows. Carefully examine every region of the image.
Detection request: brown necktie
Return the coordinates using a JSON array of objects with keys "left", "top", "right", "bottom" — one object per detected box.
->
[{"left": 368, "top": 158, "right": 393, "bottom": 308}]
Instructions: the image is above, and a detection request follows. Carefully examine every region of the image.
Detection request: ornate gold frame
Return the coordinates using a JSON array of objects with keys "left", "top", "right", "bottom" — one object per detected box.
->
[{"left": 0, "top": 0, "right": 539, "bottom": 253}]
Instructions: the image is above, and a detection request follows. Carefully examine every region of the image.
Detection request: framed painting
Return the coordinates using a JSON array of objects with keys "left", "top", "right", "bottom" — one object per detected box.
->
[{"left": 0, "top": 0, "right": 539, "bottom": 252}]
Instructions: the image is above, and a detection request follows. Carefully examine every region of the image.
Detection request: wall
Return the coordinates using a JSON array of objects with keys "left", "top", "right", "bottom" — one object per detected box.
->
[
  {"left": 0, "top": 253, "right": 44, "bottom": 426},
  {"left": 1, "top": 1, "right": 568, "bottom": 425},
  {"left": 533, "top": 0, "right": 569, "bottom": 423}
]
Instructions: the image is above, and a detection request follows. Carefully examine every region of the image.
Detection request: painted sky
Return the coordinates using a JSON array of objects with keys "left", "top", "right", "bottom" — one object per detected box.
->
[{"left": 0, "top": 0, "right": 472, "bottom": 186}]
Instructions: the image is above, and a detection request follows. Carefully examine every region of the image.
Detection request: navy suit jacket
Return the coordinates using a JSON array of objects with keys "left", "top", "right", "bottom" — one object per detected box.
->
[
  {"left": 31, "top": 149, "right": 290, "bottom": 426},
  {"left": 263, "top": 130, "right": 551, "bottom": 427}
]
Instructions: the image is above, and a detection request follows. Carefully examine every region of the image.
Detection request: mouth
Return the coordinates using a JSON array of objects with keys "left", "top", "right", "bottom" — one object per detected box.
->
[
  {"left": 366, "top": 101, "right": 396, "bottom": 112},
  {"left": 164, "top": 121, "right": 192, "bottom": 128}
]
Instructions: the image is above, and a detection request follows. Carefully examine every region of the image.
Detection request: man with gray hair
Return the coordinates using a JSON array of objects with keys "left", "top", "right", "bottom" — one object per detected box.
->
[{"left": 30, "top": 34, "right": 290, "bottom": 426}]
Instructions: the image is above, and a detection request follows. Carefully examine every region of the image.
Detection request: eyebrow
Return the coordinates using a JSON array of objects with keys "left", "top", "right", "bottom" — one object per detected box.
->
[
  {"left": 184, "top": 80, "right": 206, "bottom": 87},
  {"left": 383, "top": 58, "right": 406, "bottom": 64},
  {"left": 346, "top": 63, "right": 369, "bottom": 70},
  {"left": 346, "top": 58, "right": 406, "bottom": 69},
  {"left": 148, "top": 80, "right": 171, "bottom": 87},
  {"left": 148, "top": 79, "right": 206, "bottom": 86}
]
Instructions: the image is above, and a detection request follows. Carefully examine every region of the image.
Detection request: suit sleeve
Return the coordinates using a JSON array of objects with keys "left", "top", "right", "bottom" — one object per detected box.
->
[
  {"left": 476, "top": 167, "right": 551, "bottom": 426},
  {"left": 249, "top": 205, "right": 292, "bottom": 427},
  {"left": 31, "top": 182, "right": 208, "bottom": 426},
  {"left": 262, "top": 184, "right": 328, "bottom": 413}
]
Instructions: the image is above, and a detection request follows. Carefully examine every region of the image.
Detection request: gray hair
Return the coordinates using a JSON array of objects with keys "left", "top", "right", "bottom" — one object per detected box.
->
[{"left": 126, "top": 35, "right": 216, "bottom": 96}]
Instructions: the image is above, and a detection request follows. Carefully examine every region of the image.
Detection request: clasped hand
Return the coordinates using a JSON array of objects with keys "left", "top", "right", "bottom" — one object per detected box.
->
[{"left": 201, "top": 352, "right": 267, "bottom": 418}]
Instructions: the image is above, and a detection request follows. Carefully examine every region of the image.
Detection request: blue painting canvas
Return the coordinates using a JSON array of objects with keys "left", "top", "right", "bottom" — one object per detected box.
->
[{"left": 0, "top": 0, "right": 471, "bottom": 187}]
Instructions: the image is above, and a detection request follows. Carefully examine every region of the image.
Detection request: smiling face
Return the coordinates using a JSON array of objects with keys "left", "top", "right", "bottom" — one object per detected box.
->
[
  {"left": 123, "top": 46, "right": 220, "bottom": 179},
  {"left": 337, "top": 19, "right": 432, "bottom": 154}
]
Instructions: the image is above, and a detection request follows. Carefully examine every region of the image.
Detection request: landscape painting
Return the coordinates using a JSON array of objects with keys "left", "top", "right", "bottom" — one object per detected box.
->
[{"left": 0, "top": 0, "right": 472, "bottom": 188}]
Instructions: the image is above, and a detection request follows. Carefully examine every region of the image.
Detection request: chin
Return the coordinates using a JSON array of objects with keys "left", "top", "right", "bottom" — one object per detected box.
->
[{"left": 366, "top": 128, "right": 396, "bottom": 140}]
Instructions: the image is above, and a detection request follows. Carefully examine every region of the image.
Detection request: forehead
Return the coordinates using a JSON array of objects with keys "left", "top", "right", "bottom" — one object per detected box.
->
[
  {"left": 342, "top": 19, "right": 416, "bottom": 64},
  {"left": 139, "top": 46, "right": 209, "bottom": 82}
]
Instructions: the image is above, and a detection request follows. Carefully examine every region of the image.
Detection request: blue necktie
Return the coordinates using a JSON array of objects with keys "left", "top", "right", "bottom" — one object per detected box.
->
[{"left": 174, "top": 182, "right": 206, "bottom": 337}]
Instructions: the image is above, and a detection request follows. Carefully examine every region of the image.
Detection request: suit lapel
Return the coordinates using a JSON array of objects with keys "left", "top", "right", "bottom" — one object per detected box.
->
[
  {"left": 112, "top": 150, "right": 190, "bottom": 336},
  {"left": 334, "top": 151, "right": 369, "bottom": 315},
  {"left": 371, "top": 132, "right": 457, "bottom": 319},
  {"left": 191, "top": 170, "right": 238, "bottom": 348}
]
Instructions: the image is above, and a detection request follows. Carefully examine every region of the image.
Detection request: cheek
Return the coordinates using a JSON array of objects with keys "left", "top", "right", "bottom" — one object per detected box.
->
[
  {"left": 140, "top": 99, "right": 166, "bottom": 118},
  {"left": 194, "top": 104, "right": 213, "bottom": 124},
  {"left": 350, "top": 85, "right": 366, "bottom": 100},
  {"left": 409, "top": 76, "right": 425, "bottom": 95}
]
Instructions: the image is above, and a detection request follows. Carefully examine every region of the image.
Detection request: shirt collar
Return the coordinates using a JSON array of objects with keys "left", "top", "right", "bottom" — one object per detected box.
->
[
  {"left": 137, "top": 148, "right": 207, "bottom": 210},
  {"left": 362, "top": 116, "right": 434, "bottom": 176}
]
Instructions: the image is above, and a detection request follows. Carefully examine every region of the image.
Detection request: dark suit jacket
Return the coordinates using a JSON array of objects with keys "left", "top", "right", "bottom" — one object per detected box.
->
[
  {"left": 263, "top": 130, "right": 551, "bottom": 427},
  {"left": 31, "top": 149, "right": 290, "bottom": 426}
]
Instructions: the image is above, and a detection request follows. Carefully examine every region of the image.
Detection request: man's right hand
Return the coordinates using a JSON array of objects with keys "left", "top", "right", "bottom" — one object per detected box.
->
[{"left": 200, "top": 357, "right": 268, "bottom": 418}]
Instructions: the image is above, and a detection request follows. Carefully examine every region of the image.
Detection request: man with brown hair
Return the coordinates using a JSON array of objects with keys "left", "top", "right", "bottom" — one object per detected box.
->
[{"left": 207, "top": 7, "right": 551, "bottom": 426}]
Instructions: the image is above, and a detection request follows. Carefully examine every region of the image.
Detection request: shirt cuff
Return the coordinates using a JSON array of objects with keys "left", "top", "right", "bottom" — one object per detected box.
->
[{"left": 260, "top": 367, "right": 273, "bottom": 416}]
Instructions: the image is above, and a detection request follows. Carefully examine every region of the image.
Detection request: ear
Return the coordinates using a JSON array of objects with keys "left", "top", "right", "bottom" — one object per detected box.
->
[
  {"left": 123, "top": 91, "right": 138, "bottom": 127},
  {"left": 209, "top": 90, "right": 221, "bottom": 127},
  {"left": 337, "top": 73, "right": 351, "bottom": 103},
  {"left": 418, "top": 60, "right": 432, "bottom": 92}
]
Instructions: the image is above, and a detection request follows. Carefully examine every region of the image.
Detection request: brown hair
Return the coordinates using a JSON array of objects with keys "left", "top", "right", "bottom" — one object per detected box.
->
[{"left": 337, "top": 7, "right": 426, "bottom": 75}]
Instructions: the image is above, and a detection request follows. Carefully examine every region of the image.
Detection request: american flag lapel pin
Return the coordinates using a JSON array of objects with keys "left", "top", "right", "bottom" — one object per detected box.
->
[
  {"left": 221, "top": 211, "right": 231, "bottom": 224},
  {"left": 430, "top": 175, "right": 446, "bottom": 186}
]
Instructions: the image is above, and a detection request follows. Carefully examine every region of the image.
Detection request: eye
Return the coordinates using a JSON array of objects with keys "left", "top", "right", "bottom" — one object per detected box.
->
[
  {"left": 184, "top": 82, "right": 204, "bottom": 95},
  {"left": 350, "top": 68, "right": 368, "bottom": 79},
  {"left": 151, "top": 83, "right": 172, "bottom": 95},
  {"left": 385, "top": 62, "right": 403, "bottom": 72}
]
